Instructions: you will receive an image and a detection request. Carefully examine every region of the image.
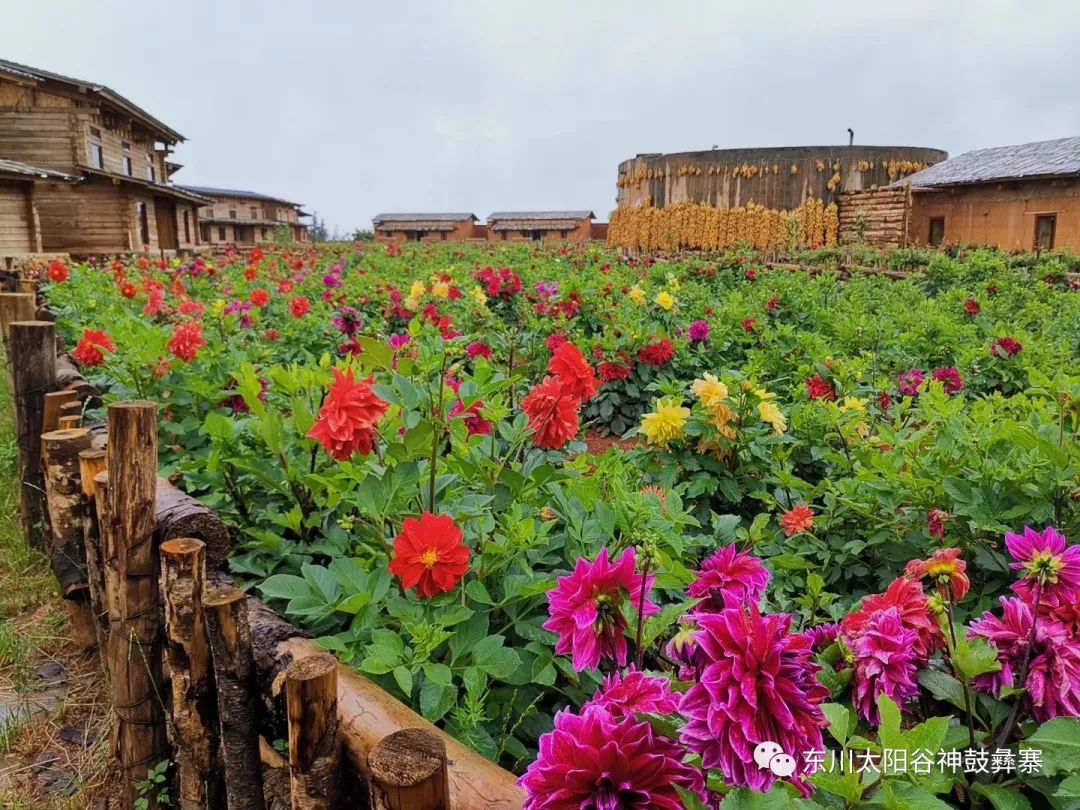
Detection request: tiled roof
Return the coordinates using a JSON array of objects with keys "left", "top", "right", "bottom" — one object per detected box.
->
[
  {"left": 176, "top": 185, "right": 302, "bottom": 207},
  {"left": 488, "top": 211, "right": 594, "bottom": 221},
  {"left": 372, "top": 213, "right": 477, "bottom": 223},
  {"left": 897, "top": 136, "right": 1080, "bottom": 188}
]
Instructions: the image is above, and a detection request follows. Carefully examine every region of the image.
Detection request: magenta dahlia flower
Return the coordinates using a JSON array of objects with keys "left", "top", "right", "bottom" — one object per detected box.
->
[
  {"left": 931, "top": 367, "right": 964, "bottom": 395},
  {"left": 543, "top": 547, "right": 658, "bottom": 672},
  {"left": 850, "top": 608, "right": 920, "bottom": 723},
  {"left": 1006, "top": 526, "right": 1080, "bottom": 606},
  {"left": 679, "top": 608, "right": 828, "bottom": 796},
  {"left": 666, "top": 616, "right": 706, "bottom": 680},
  {"left": 688, "top": 320, "right": 710, "bottom": 342},
  {"left": 897, "top": 369, "right": 925, "bottom": 397},
  {"left": 969, "top": 596, "right": 1080, "bottom": 721},
  {"left": 801, "top": 622, "right": 840, "bottom": 651},
  {"left": 688, "top": 545, "right": 771, "bottom": 611},
  {"left": 519, "top": 705, "right": 704, "bottom": 810},
  {"left": 584, "top": 668, "right": 682, "bottom": 718}
]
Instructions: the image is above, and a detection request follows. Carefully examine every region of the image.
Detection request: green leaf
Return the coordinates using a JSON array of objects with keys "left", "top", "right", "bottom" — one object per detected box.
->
[
  {"left": 471, "top": 635, "right": 522, "bottom": 680},
  {"left": 465, "top": 579, "right": 494, "bottom": 605},
  {"left": 391, "top": 666, "right": 412, "bottom": 697},
  {"left": 810, "top": 768, "right": 863, "bottom": 804},
  {"left": 675, "top": 785, "right": 711, "bottom": 810},
  {"left": 880, "top": 781, "right": 955, "bottom": 810},
  {"left": 720, "top": 785, "right": 806, "bottom": 810},
  {"left": 821, "top": 702, "right": 855, "bottom": 745},
  {"left": 419, "top": 679, "right": 456, "bottom": 722},
  {"left": 953, "top": 635, "right": 1002, "bottom": 680},
  {"left": 969, "top": 783, "right": 1033, "bottom": 810},
  {"left": 1022, "top": 717, "right": 1080, "bottom": 777},
  {"left": 641, "top": 600, "right": 697, "bottom": 650},
  {"left": 258, "top": 574, "right": 312, "bottom": 603},
  {"left": 1055, "top": 775, "right": 1080, "bottom": 799},
  {"left": 917, "top": 669, "right": 968, "bottom": 713}
]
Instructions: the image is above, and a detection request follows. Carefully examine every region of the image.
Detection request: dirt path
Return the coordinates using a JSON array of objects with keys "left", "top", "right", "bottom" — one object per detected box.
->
[{"left": 0, "top": 364, "right": 115, "bottom": 809}]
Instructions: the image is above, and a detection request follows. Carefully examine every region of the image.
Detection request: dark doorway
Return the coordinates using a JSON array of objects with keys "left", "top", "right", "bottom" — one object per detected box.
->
[
  {"left": 154, "top": 197, "right": 179, "bottom": 250},
  {"left": 136, "top": 201, "right": 151, "bottom": 248},
  {"left": 928, "top": 217, "right": 945, "bottom": 247}
]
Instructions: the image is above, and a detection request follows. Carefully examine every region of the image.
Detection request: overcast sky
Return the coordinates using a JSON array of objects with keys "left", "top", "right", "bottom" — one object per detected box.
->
[{"left": 8, "top": 1, "right": 1080, "bottom": 233}]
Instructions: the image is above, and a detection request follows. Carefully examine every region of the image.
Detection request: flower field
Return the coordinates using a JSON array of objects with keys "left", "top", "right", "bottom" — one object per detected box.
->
[{"left": 44, "top": 242, "right": 1080, "bottom": 808}]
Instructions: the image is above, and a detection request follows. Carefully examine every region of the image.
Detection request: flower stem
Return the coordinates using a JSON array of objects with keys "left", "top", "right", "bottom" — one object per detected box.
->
[
  {"left": 944, "top": 590, "right": 977, "bottom": 749},
  {"left": 995, "top": 579, "right": 1043, "bottom": 747},
  {"left": 634, "top": 556, "right": 651, "bottom": 670},
  {"left": 428, "top": 347, "right": 448, "bottom": 511}
]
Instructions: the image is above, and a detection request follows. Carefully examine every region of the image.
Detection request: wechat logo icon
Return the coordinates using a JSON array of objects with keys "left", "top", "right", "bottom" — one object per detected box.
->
[{"left": 753, "top": 740, "right": 797, "bottom": 777}]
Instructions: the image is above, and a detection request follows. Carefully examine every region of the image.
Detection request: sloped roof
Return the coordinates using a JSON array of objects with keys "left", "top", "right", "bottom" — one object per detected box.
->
[
  {"left": 898, "top": 136, "right": 1080, "bottom": 188},
  {"left": 0, "top": 158, "right": 78, "bottom": 181},
  {"left": 80, "top": 167, "right": 212, "bottom": 204},
  {"left": 488, "top": 210, "right": 595, "bottom": 221},
  {"left": 0, "top": 58, "right": 184, "bottom": 143},
  {"left": 372, "top": 213, "right": 477, "bottom": 223},
  {"left": 176, "top": 185, "right": 302, "bottom": 207}
]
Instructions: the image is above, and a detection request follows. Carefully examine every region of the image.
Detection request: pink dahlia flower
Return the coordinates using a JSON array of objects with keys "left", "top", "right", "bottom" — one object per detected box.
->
[
  {"left": 969, "top": 596, "right": 1080, "bottom": 722},
  {"left": 584, "top": 668, "right": 682, "bottom": 718},
  {"left": 666, "top": 616, "right": 706, "bottom": 680},
  {"left": 850, "top": 607, "right": 920, "bottom": 723},
  {"left": 543, "top": 547, "right": 658, "bottom": 672},
  {"left": 679, "top": 608, "right": 828, "bottom": 796},
  {"left": 841, "top": 577, "right": 943, "bottom": 665},
  {"left": 688, "top": 545, "right": 771, "bottom": 611},
  {"left": 800, "top": 623, "right": 840, "bottom": 651},
  {"left": 897, "top": 369, "right": 925, "bottom": 397},
  {"left": 931, "top": 367, "right": 964, "bottom": 395},
  {"left": 519, "top": 705, "right": 704, "bottom": 810},
  {"left": 1006, "top": 526, "right": 1080, "bottom": 607}
]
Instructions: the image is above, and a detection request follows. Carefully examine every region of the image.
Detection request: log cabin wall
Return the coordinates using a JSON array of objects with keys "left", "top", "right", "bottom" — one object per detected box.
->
[
  {"left": 194, "top": 193, "right": 309, "bottom": 246},
  {"left": 837, "top": 187, "right": 911, "bottom": 248},
  {"left": 0, "top": 180, "right": 34, "bottom": 252},
  {"left": 908, "top": 177, "right": 1080, "bottom": 251},
  {"left": 0, "top": 81, "right": 80, "bottom": 173},
  {"left": 616, "top": 145, "right": 947, "bottom": 212}
]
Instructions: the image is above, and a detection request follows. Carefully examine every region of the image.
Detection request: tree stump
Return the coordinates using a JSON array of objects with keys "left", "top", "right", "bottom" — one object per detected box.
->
[
  {"left": 286, "top": 654, "right": 340, "bottom": 810},
  {"left": 10, "top": 321, "right": 56, "bottom": 548},
  {"left": 80, "top": 451, "right": 109, "bottom": 649},
  {"left": 369, "top": 729, "right": 450, "bottom": 810},
  {"left": 160, "top": 538, "right": 219, "bottom": 810},
  {"left": 204, "top": 586, "right": 265, "bottom": 810}
]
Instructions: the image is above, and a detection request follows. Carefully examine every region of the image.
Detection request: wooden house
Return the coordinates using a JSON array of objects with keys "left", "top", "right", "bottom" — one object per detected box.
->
[
  {"left": 0, "top": 58, "right": 206, "bottom": 257},
  {"left": 898, "top": 136, "right": 1080, "bottom": 251},
  {"left": 486, "top": 211, "right": 595, "bottom": 242},
  {"left": 0, "top": 158, "right": 78, "bottom": 255},
  {"left": 372, "top": 213, "right": 481, "bottom": 243},
  {"left": 178, "top": 186, "right": 310, "bottom": 245}
]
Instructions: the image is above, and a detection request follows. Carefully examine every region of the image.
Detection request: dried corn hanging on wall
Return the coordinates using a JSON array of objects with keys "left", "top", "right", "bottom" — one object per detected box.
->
[{"left": 608, "top": 199, "right": 839, "bottom": 252}]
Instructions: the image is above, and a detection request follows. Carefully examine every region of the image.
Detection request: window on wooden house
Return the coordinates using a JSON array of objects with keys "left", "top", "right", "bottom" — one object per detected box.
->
[
  {"left": 500, "top": 230, "right": 507, "bottom": 241},
  {"left": 183, "top": 210, "right": 191, "bottom": 243},
  {"left": 135, "top": 202, "right": 150, "bottom": 247},
  {"left": 440, "top": 231, "right": 447, "bottom": 241},
  {"left": 218, "top": 226, "right": 226, "bottom": 241},
  {"left": 928, "top": 217, "right": 945, "bottom": 247},
  {"left": 250, "top": 206, "right": 258, "bottom": 219},
  {"left": 559, "top": 230, "right": 569, "bottom": 239},
  {"left": 121, "top": 143, "right": 132, "bottom": 176},
  {"left": 147, "top": 155, "right": 156, "bottom": 182},
  {"left": 1035, "top": 215, "right": 1056, "bottom": 251},
  {"left": 229, "top": 209, "right": 237, "bottom": 219},
  {"left": 89, "top": 127, "right": 104, "bottom": 170},
  {"left": 261, "top": 227, "right": 268, "bottom": 238}
]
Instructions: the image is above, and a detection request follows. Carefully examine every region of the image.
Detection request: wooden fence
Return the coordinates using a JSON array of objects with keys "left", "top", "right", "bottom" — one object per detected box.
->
[{"left": 0, "top": 291, "right": 525, "bottom": 809}]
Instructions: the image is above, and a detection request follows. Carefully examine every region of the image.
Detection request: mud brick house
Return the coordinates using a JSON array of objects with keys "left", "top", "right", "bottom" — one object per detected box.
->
[
  {"left": 486, "top": 211, "right": 595, "bottom": 242},
  {"left": 372, "top": 213, "right": 482, "bottom": 243},
  {"left": 896, "top": 136, "right": 1080, "bottom": 251},
  {"left": 179, "top": 186, "right": 310, "bottom": 245},
  {"left": 0, "top": 58, "right": 206, "bottom": 257}
]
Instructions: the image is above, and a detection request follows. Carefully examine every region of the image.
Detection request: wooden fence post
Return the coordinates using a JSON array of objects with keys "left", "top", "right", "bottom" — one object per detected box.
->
[
  {"left": 104, "top": 401, "right": 166, "bottom": 807},
  {"left": 0, "top": 292, "right": 36, "bottom": 343},
  {"left": 286, "top": 653, "right": 340, "bottom": 810},
  {"left": 42, "top": 389, "right": 78, "bottom": 436},
  {"left": 10, "top": 321, "right": 56, "bottom": 548},
  {"left": 160, "top": 538, "right": 219, "bottom": 810},
  {"left": 203, "top": 586, "right": 265, "bottom": 810},
  {"left": 79, "top": 450, "right": 109, "bottom": 650},
  {"left": 369, "top": 729, "right": 450, "bottom": 810},
  {"left": 41, "top": 427, "right": 96, "bottom": 649}
]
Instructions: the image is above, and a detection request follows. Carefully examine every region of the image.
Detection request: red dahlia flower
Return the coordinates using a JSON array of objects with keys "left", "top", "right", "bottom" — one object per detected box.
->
[
  {"left": 637, "top": 339, "right": 675, "bottom": 366},
  {"left": 388, "top": 513, "right": 469, "bottom": 598},
  {"left": 547, "top": 342, "right": 598, "bottom": 403},
  {"left": 521, "top": 376, "right": 580, "bottom": 450},
  {"left": 991, "top": 336, "right": 1023, "bottom": 357},
  {"left": 168, "top": 322, "right": 206, "bottom": 362},
  {"left": 72, "top": 329, "right": 115, "bottom": 367},
  {"left": 120, "top": 282, "right": 137, "bottom": 299},
  {"left": 290, "top": 297, "right": 311, "bottom": 318},
  {"left": 598, "top": 362, "right": 632, "bottom": 382},
  {"left": 780, "top": 505, "right": 815, "bottom": 537},
  {"left": 805, "top": 374, "right": 836, "bottom": 401},
  {"left": 905, "top": 547, "right": 969, "bottom": 601},
  {"left": 466, "top": 342, "right": 492, "bottom": 360},
  {"left": 47, "top": 260, "right": 69, "bottom": 283},
  {"left": 306, "top": 368, "right": 388, "bottom": 461},
  {"left": 249, "top": 289, "right": 270, "bottom": 308}
]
